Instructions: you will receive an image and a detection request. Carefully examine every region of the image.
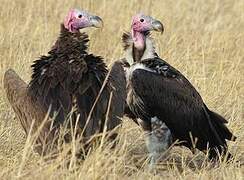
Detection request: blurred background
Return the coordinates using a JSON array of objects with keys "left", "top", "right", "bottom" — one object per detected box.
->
[{"left": 0, "top": 0, "right": 243, "bottom": 179}]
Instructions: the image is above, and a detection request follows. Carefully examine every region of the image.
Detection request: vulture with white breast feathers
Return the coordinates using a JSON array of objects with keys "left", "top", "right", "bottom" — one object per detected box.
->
[
  {"left": 123, "top": 14, "right": 236, "bottom": 167},
  {"left": 4, "top": 9, "right": 126, "bottom": 155}
]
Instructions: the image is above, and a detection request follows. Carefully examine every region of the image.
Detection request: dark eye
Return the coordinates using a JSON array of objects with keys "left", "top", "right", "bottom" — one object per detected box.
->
[
  {"left": 140, "top": 18, "right": 144, "bottom": 22},
  {"left": 78, "top": 14, "right": 82, "bottom": 18}
]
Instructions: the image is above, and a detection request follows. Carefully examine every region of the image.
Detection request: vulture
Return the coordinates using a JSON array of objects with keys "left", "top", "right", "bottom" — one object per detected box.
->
[
  {"left": 3, "top": 9, "right": 126, "bottom": 156},
  {"left": 122, "top": 14, "right": 236, "bottom": 167}
]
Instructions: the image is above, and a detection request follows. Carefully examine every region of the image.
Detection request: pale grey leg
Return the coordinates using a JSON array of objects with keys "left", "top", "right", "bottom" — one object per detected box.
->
[{"left": 145, "top": 116, "right": 172, "bottom": 170}]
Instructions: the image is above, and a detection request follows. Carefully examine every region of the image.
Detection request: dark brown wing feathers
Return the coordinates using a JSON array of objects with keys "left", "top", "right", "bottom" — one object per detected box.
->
[
  {"left": 106, "top": 60, "right": 127, "bottom": 132},
  {"left": 4, "top": 69, "right": 58, "bottom": 155},
  {"left": 128, "top": 57, "right": 235, "bottom": 159}
]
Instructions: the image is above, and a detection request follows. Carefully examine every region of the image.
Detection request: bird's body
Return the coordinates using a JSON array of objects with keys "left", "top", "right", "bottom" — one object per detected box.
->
[
  {"left": 28, "top": 25, "right": 110, "bottom": 140},
  {"left": 123, "top": 14, "right": 235, "bottom": 166},
  {"left": 127, "top": 57, "right": 234, "bottom": 158},
  {"left": 4, "top": 10, "right": 126, "bottom": 155}
]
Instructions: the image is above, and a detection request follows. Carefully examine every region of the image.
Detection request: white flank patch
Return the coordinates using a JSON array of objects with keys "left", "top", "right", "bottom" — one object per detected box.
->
[
  {"left": 149, "top": 116, "right": 172, "bottom": 150},
  {"left": 145, "top": 116, "right": 172, "bottom": 168},
  {"left": 145, "top": 131, "right": 170, "bottom": 167}
]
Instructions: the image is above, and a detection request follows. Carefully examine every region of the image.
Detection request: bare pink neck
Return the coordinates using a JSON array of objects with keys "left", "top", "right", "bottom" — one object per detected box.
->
[{"left": 131, "top": 30, "right": 145, "bottom": 50}]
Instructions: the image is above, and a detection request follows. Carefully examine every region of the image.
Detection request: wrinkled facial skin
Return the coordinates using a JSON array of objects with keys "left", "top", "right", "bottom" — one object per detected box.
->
[
  {"left": 64, "top": 9, "right": 103, "bottom": 33},
  {"left": 131, "top": 13, "right": 164, "bottom": 33},
  {"left": 132, "top": 14, "right": 152, "bottom": 32}
]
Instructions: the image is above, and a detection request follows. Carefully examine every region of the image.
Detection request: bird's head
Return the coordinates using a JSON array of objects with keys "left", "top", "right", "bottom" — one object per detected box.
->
[
  {"left": 64, "top": 9, "right": 103, "bottom": 33},
  {"left": 129, "top": 13, "right": 164, "bottom": 51},
  {"left": 131, "top": 13, "right": 164, "bottom": 34}
]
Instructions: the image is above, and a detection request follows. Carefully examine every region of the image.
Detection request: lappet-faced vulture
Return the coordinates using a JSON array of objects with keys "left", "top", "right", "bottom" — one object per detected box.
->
[
  {"left": 4, "top": 9, "right": 126, "bottom": 156},
  {"left": 122, "top": 14, "right": 236, "bottom": 167}
]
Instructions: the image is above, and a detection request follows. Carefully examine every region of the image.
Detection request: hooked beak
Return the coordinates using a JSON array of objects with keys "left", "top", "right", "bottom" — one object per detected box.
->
[
  {"left": 90, "top": 15, "right": 103, "bottom": 28},
  {"left": 152, "top": 20, "right": 164, "bottom": 33}
]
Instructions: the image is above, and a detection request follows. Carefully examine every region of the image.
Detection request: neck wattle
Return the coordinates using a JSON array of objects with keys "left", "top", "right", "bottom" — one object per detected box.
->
[
  {"left": 131, "top": 30, "right": 146, "bottom": 62},
  {"left": 132, "top": 30, "right": 145, "bottom": 50}
]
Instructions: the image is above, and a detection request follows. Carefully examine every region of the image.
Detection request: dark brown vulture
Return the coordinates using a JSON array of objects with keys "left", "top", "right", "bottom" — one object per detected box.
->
[
  {"left": 122, "top": 13, "right": 236, "bottom": 167},
  {"left": 3, "top": 9, "right": 126, "bottom": 156}
]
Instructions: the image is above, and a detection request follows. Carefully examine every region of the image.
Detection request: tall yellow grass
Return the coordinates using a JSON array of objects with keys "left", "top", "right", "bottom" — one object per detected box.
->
[{"left": 0, "top": 0, "right": 243, "bottom": 179}]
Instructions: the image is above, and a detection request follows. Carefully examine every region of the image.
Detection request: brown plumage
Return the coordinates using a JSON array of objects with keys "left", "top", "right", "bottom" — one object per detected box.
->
[
  {"left": 3, "top": 69, "right": 56, "bottom": 155},
  {"left": 4, "top": 14, "right": 126, "bottom": 156}
]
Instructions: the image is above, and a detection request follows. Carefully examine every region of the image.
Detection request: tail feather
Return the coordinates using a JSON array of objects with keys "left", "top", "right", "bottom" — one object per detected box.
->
[
  {"left": 203, "top": 104, "right": 236, "bottom": 160},
  {"left": 206, "top": 106, "right": 236, "bottom": 142}
]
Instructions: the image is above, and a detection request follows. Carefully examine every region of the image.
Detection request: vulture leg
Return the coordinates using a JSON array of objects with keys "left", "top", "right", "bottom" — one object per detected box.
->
[
  {"left": 3, "top": 69, "right": 57, "bottom": 155},
  {"left": 145, "top": 117, "right": 172, "bottom": 169}
]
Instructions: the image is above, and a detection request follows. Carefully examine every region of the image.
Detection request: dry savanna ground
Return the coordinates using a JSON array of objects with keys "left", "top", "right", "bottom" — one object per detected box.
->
[{"left": 0, "top": 0, "right": 243, "bottom": 179}]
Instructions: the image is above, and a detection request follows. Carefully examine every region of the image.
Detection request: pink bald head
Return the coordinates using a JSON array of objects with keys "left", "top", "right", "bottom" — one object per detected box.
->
[
  {"left": 64, "top": 9, "right": 103, "bottom": 33},
  {"left": 130, "top": 14, "right": 164, "bottom": 50},
  {"left": 131, "top": 13, "right": 164, "bottom": 33}
]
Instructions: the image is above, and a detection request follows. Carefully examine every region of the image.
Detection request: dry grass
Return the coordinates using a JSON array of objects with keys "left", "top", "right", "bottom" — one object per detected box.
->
[{"left": 0, "top": 0, "right": 243, "bottom": 179}]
